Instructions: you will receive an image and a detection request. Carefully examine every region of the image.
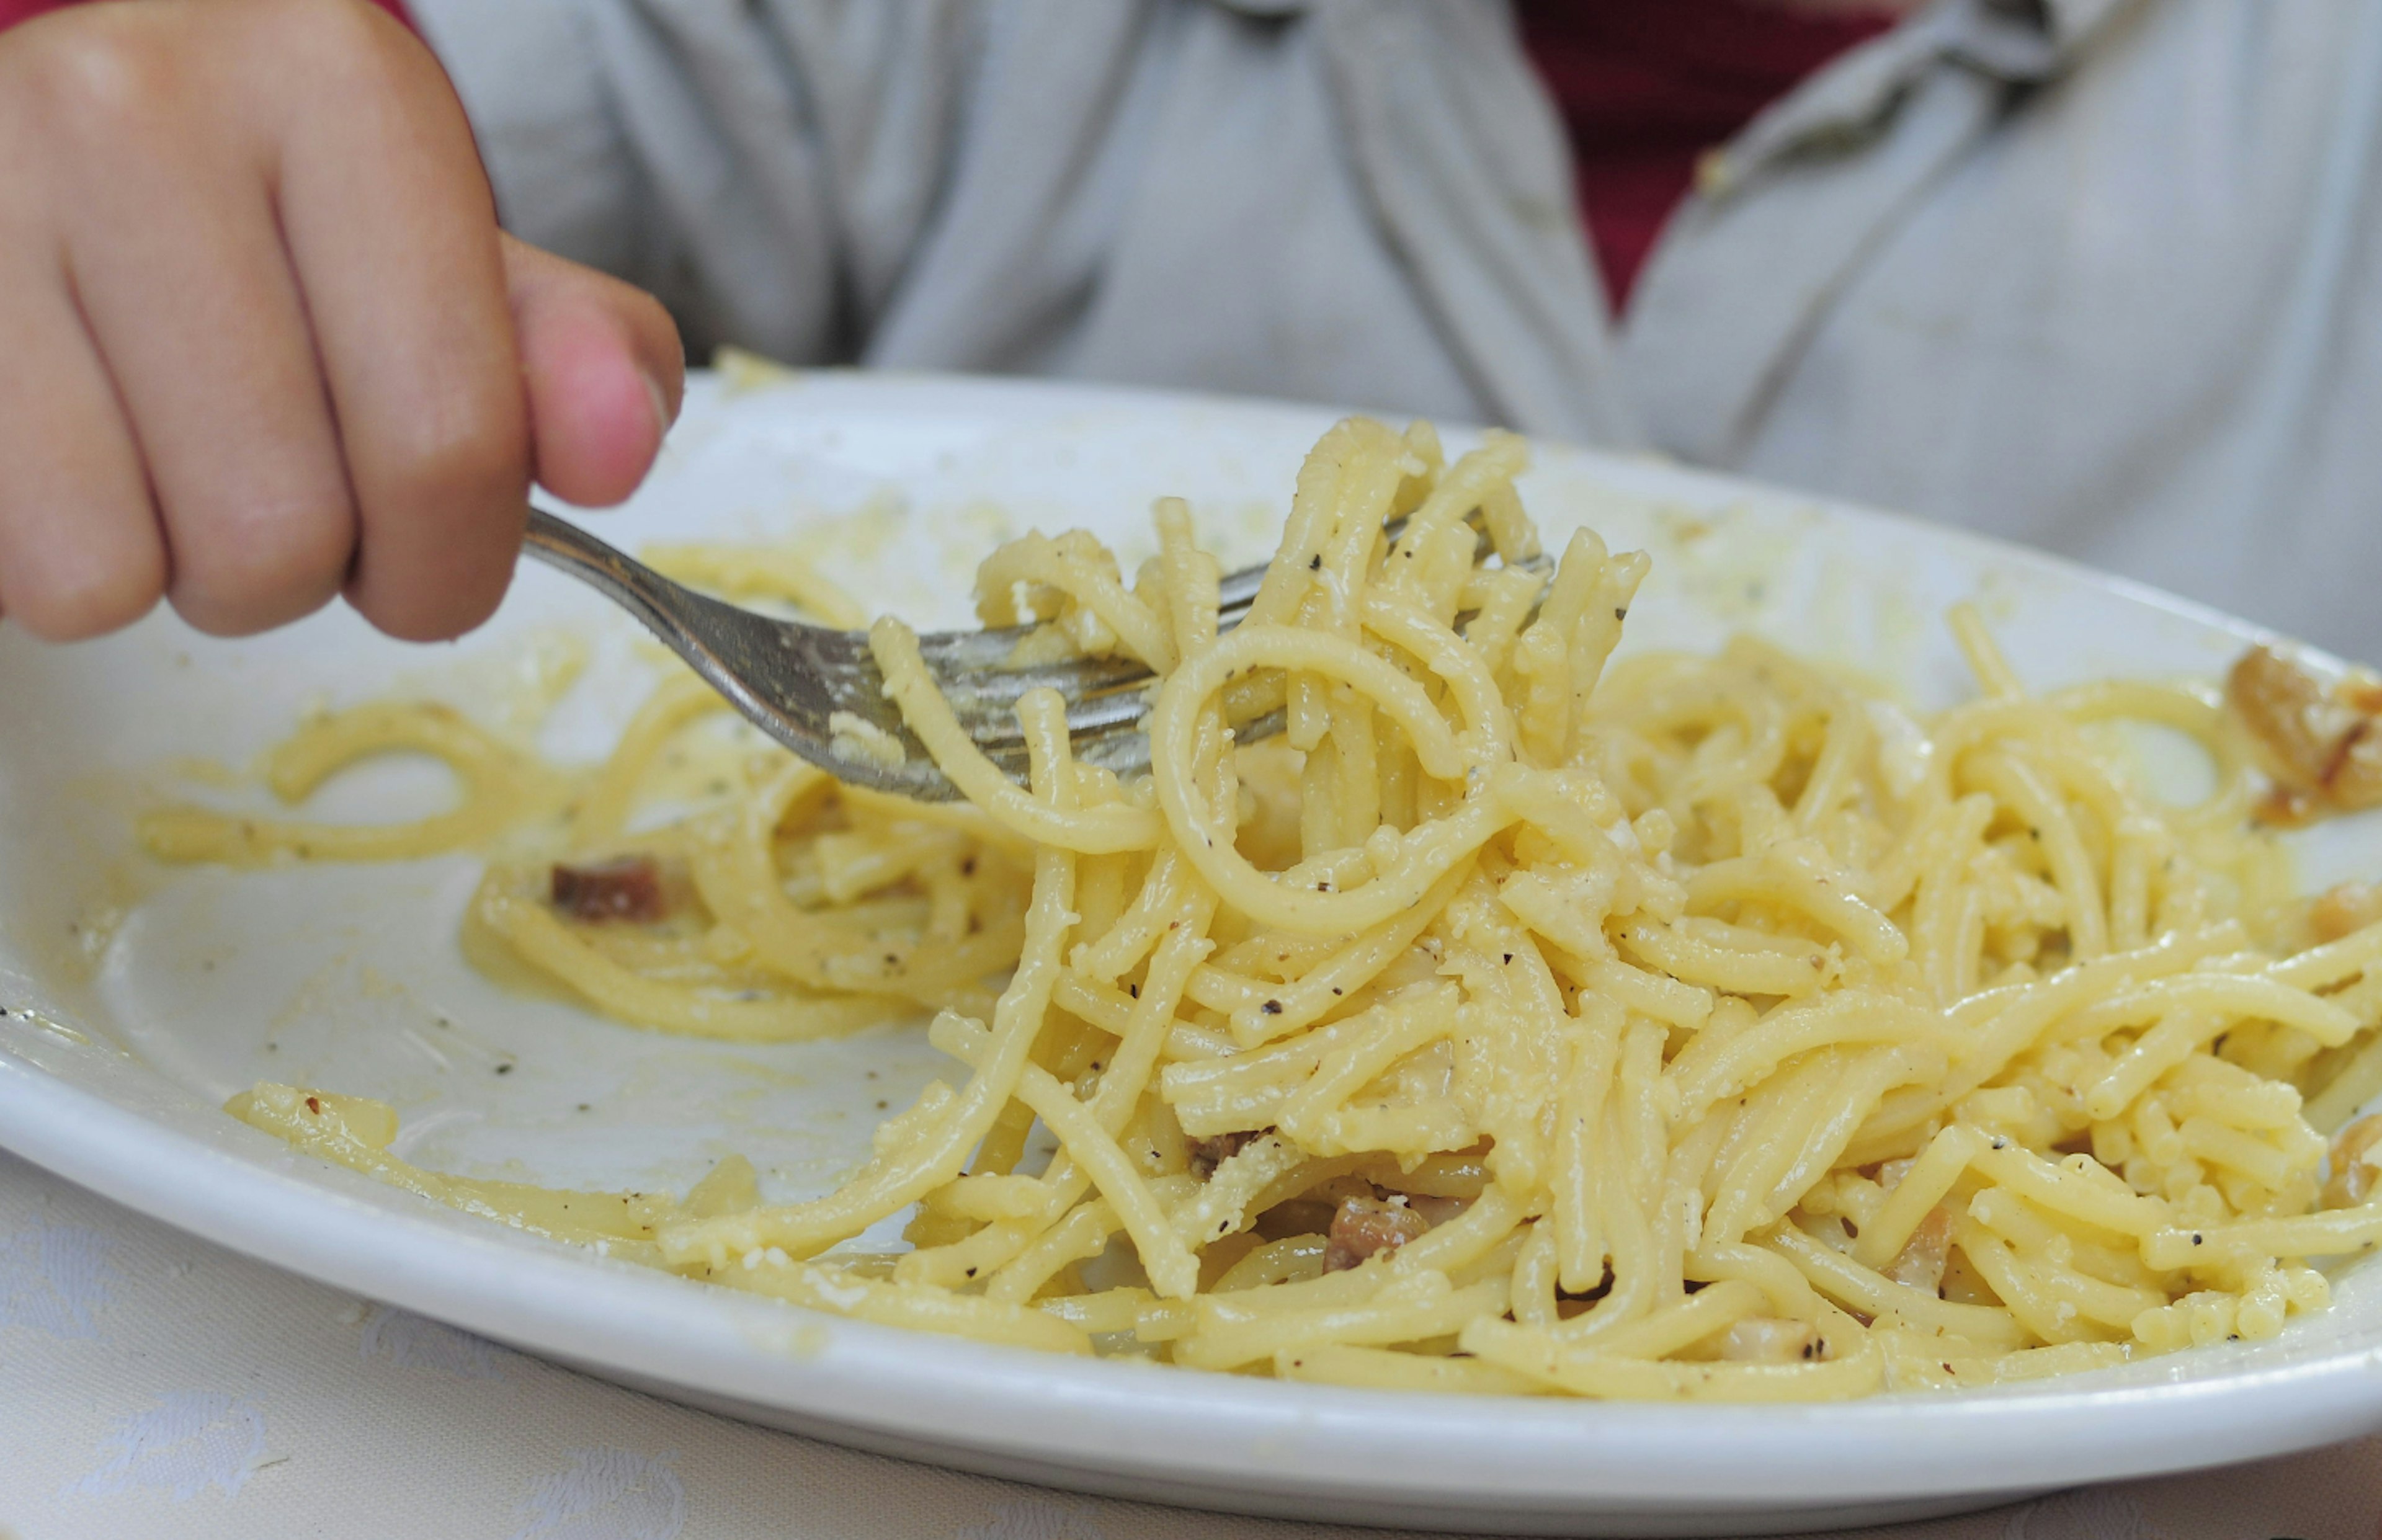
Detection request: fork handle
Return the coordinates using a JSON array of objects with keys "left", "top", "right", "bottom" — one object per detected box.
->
[{"left": 519, "top": 505, "right": 684, "bottom": 626}]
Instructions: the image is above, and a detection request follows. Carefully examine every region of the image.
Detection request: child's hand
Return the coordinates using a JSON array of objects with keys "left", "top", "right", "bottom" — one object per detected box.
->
[{"left": 0, "top": 0, "right": 684, "bottom": 643}]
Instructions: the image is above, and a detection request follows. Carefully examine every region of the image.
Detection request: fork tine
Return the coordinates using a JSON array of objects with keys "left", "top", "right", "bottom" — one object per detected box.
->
[
  {"left": 909, "top": 507, "right": 1520, "bottom": 711},
  {"left": 523, "top": 502, "right": 1546, "bottom": 806}
]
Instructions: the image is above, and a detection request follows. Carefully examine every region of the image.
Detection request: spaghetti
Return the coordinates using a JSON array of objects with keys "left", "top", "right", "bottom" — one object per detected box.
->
[{"left": 150, "top": 418, "right": 2382, "bottom": 1399}]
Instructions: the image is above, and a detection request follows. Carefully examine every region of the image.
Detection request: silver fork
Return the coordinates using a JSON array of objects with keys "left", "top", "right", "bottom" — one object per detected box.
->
[{"left": 521, "top": 505, "right": 1538, "bottom": 802}]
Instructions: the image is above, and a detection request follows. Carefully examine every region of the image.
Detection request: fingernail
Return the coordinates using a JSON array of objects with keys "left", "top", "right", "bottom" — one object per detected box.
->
[{"left": 641, "top": 368, "right": 673, "bottom": 440}]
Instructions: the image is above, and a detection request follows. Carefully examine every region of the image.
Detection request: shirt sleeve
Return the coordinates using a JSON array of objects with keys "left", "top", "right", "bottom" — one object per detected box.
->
[{"left": 406, "top": 0, "right": 964, "bottom": 368}]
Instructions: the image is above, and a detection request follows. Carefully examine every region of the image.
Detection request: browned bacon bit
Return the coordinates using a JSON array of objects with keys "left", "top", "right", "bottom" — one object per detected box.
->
[
  {"left": 2228, "top": 646, "right": 2382, "bottom": 822},
  {"left": 552, "top": 855, "right": 667, "bottom": 923},
  {"left": 2311, "top": 881, "right": 2382, "bottom": 945},
  {"left": 1883, "top": 1204, "right": 1955, "bottom": 1294},
  {"left": 2324, "top": 1114, "right": 2382, "bottom": 1208},
  {"left": 1323, "top": 1194, "right": 1429, "bottom": 1273},
  {"left": 1187, "top": 1130, "right": 1263, "bottom": 1180}
]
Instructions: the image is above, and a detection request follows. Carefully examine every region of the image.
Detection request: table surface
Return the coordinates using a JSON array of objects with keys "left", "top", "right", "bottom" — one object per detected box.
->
[{"left": 2, "top": 1150, "right": 2378, "bottom": 1540}]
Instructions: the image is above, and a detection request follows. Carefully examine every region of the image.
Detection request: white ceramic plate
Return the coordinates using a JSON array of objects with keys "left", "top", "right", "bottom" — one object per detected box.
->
[{"left": 5, "top": 372, "right": 2381, "bottom": 1537}]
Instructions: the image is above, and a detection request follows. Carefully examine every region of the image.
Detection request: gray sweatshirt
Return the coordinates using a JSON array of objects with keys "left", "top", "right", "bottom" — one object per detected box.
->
[{"left": 413, "top": 0, "right": 2382, "bottom": 661}]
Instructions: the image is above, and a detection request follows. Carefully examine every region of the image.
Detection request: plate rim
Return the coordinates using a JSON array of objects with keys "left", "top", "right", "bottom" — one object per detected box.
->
[
  {"left": 9, "top": 1043, "right": 2381, "bottom": 1518},
  {"left": 4, "top": 368, "right": 2379, "bottom": 1526}
]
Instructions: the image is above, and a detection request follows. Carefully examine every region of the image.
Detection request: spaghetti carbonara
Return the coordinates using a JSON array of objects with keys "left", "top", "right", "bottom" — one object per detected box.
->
[{"left": 143, "top": 418, "right": 2382, "bottom": 1399}]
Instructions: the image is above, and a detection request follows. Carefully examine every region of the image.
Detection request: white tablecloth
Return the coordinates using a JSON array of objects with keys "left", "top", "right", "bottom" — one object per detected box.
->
[{"left": 3, "top": 1150, "right": 2377, "bottom": 1540}]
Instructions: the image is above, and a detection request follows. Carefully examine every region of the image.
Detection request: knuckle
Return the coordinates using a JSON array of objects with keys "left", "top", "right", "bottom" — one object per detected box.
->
[
  {"left": 354, "top": 556, "right": 515, "bottom": 644},
  {"left": 164, "top": 493, "right": 354, "bottom": 637},
  {"left": 0, "top": 0, "right": 414, "bottom": 149},
  {"left": 4, "top": 547, "right": 164, "bottom": 643},
  {"left": 378, "top": 406, "right": 529, "bottom": 512},
  {"left": 5, "top": 20, "right": 185, "bottom": 146},
  {"left": 171, "top": 577, "right": 341, "bottom": 638}
]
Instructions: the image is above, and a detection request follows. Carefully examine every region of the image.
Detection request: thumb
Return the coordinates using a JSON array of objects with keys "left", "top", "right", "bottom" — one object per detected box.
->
[{"left": 501, "top": 234, "right": 685, "bottom": 508}]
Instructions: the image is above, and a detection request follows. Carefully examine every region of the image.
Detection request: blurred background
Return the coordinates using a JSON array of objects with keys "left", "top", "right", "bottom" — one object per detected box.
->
[{"left": 11, "top": 0, "right": 2379, "bottom": 661}]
